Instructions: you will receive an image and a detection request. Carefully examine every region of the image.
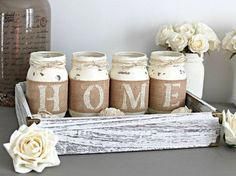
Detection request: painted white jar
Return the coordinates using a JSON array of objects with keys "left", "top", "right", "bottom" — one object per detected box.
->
[
  {"left": 69, "top": 51, "right": 109, "bottom": 117},
  {"left": 149, "top": 51, "right": 187, "bottom": 113},
  {"left": 26, "top": 51, "right": 68, "bottom": 118},
  {"left": 184, "top": 53, "right": 204, "bottom": 98},
  {"left": 110, "top": 52, "right": 149, "bottom": 114}
]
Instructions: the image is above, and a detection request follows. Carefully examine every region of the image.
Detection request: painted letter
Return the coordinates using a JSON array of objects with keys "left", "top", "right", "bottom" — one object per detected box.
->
[
  {"left": 38, "top": 85, "right": 61, "bottom": 112},
  {"left": 83, "top": 84, "right": 104, "bottom": 110},
  {"left": 163, "top": 83, "right": 181, "bottom": 107},
  {"left": 121, "top": 83, "right": 147, "bottom": 110}
]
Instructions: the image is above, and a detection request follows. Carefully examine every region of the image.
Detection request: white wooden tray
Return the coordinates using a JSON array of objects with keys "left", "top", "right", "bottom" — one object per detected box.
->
[{"left": 15, "top": 82, "right": 221, "bottom": 155}]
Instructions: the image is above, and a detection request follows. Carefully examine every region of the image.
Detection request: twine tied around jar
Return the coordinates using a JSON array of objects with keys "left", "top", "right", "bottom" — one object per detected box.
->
[
  {"left": 112, "top": 60, "right": 148, "bottom": 69},
  {"left": 72, "top": 59, "right": 109, "bottom": 71},
  {"left": 149, "top": 56, "right": 186, "bottom": 67},
  {"left": 30, "top": 60, "right": 66, "bottom": 71}
]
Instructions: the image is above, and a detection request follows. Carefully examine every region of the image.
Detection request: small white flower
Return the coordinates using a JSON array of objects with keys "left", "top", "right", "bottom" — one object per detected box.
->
[
  {"left": 222, "top": 30, "right": 236, "bottom": 53},
  {"left": 155, "top": 25, "right": 174, "bottom": 46},
  {"left": 174, "top": 23, "right": 195, "bottom": 39},
  {"left": 222, "top": 110, "right": 236, "bottom": 146},
  {"left": 188, "top": 34, "right": 209, "bottom": 55},
  {"left": 166, "top": 32, "right": 188, "bottom": 52},
  {"left": 3, "top": 124, "right": 60, "bottom": 174}
]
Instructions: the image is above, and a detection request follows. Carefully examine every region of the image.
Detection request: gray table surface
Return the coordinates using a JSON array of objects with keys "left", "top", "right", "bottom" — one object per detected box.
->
[{"left": 1, "top": 106, "right": 236, "bottom": 176}]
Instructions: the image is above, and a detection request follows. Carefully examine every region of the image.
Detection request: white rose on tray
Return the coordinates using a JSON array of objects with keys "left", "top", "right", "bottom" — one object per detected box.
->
[
  {"left": 155, "top": 22, "right": 220, "bottom": 55},
  {"left": 3, "top": 123, "right": 60, "bottom": 174},
  {"left": 222, "top": 110, "right": 236, "bottom": 146}
]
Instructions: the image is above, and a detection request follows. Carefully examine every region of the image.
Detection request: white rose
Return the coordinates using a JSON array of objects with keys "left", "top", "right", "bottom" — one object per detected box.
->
[
  {"left": 194, "top": 22, "right": 215, "bottom": 35},
  {"left": 222, "top": 31, "right": 236, "bottom": 53},
  {"left": 3, "top": 124, "right": 60, "bottom": 174},
  {"left": 166, "top": 32, "right": 188, "bottom": 52},
  {"left": 155, "top": 25, "right": 174, "bottom": 46},
  {"left": 188, "top": 34, "right": 209, "bottom": 54},
  {"left": 222, "top": 110, "right": 236, "bottom": 146},
  {"left": 174, "top": 23, "right": 195, "bottom": 39},
  {"left": 194, "top": 22, "right": 220, "bottom": 51},
  {"left": 208, "top": 37, "right": 221, "bottom": 51}
]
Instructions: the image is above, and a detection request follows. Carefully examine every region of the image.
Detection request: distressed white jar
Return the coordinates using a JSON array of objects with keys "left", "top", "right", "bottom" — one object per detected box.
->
[
  {"left": 69, "top": 51, "right": 109, "bottom": 117},
  {"left": 184, "top": 53, "right": 204, "bottom": 98},
  {"left": 26, "top": 51, "right": 68, "bottom": 118},
  {"left": 149, "top": 51, "right": 187, "bottom": 113},
  {"left": 110, "top": 52, "right": 149, "bottom": 114}
]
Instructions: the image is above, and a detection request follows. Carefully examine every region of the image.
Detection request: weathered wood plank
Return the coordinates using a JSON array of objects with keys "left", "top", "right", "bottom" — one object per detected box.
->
[
  {"left": 15, "top": 83, "right": 31, "bottom": 126},
  {"left": 186, "top": 91, "right": 216, "bottom": 112},
  {"left": 37, "top": 112, "right": 220, "bottom": 155}
]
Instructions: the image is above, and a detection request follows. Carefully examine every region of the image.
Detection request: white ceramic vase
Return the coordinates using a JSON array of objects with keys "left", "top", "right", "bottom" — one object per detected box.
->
[{"left": 184, "top": 53, "right": 204, "bottom": 98}]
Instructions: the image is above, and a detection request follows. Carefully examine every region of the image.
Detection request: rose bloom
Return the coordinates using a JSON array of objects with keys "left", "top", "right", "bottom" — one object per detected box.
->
[
  {"left": 222, "top": 31, "right": 236, "bottom": 53},
  {"left": 166, "top": 32, "right": 188, "bottom": 52},
  {"left": 4, "top": 124, "right": 60, "bottom": 173},
  {"left": 223, "top": 110, "right": 236, "bottom": 146},
  {"left": 174, "top": 23, "right": 195, "bottom": 39},
  {"left": 156, "top": 25, "right": 174, "bottom": 46},
  {"left": 188, "top": 34, "right": 209, "bottom": 54},
  {"left": 194, "top": 22, "right": 220, "bottom": 51}
]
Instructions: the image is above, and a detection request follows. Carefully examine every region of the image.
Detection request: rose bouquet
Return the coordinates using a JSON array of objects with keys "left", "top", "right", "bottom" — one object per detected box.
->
[
  {"left": 222, "top": 29, "right": 236, "bottom": 59},
  {"left": 155, "top": 22, "right": 220, "bottom": 56}
]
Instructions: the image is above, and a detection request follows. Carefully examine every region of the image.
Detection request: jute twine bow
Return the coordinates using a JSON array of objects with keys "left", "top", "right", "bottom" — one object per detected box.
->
[
  {"left": 73, "top": 59, "right": 109, "bottom": 70},
  {"left": 30, "top": 60, "right": 66, "bottom": 72},
  {"left": 113, "top": 60, "right": 148, "bottom": 69},
  {"left": 149, "top": 56, "right": 186, "bottom": 67}
]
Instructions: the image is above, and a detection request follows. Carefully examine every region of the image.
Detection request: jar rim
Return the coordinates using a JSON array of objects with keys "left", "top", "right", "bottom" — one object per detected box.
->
[
  {"left": 150, "top": 51, "right": 185, "bottom": 66},
  {"left": 72, "top": 51, "right": 107, "bottom": 62},
  {"left": 30, "top": 51, "right": 66, "bottom": 63},
  {"left": 112, "top": 51, "right": 147, "bottom": 63},
  {"left": 151, "top": 51, "right": 184, "bottom": 61}
]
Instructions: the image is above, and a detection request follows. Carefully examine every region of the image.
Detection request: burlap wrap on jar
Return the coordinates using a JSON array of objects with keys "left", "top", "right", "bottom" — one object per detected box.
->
[
  {"left": 26, "top": 52, "right": 68, "bottom": 118},
  {"left": 110, "top": 52, "right": 149, "bottom": 114},
  {"left": 148, "top": 51, "right": 187, "bottom": 113},
  {"left": 69, "top": 52, "right": 109, "bottom": 117}
]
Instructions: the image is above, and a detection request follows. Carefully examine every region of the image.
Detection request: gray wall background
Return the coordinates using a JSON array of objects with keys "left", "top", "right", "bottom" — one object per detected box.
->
[{"left": 48, "top": 0, "right": 234, "bottom": 103}]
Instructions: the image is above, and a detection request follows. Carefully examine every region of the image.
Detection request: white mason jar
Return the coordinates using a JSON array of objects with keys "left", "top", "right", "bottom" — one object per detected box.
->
[
  {"left": 26, "top": 51, "right": 68, "bottom": 118},
  {"left": 110, "top": 52, "right": 149, "bottom": 114},
  {"left": 69, "top": 51, "right": 109, "bottom": 117},
  {"left": 184, "top": 53, "right": 204, "bottom": 98},
  {"left": 149, "top": 51, "right": 187, "bottom": 113}
]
